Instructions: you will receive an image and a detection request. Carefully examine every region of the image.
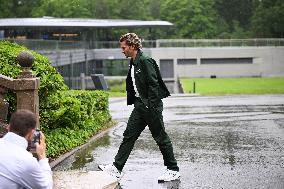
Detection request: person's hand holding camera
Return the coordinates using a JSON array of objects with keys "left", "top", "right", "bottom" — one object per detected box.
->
[{"left": 35, "top": 132, "right": 46, "bottom": 160}]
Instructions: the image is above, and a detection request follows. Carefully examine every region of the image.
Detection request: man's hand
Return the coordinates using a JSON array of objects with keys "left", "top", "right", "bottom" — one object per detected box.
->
[{"left": 35, "top": 132, "right": 47, "bottom": 160}]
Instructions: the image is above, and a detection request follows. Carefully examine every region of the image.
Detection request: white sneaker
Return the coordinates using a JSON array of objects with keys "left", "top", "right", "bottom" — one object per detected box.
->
[
  {"left": 98, "top": 164, "right": 122, "bottom": 180},
  {"left": 158, "top": 169, "right": 181, "bottom": 183}
]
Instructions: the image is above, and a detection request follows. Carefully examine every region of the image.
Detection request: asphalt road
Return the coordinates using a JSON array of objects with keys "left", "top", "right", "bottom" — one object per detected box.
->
[{"left": 54, "top": 94, "right": 284, "bottom": 189}]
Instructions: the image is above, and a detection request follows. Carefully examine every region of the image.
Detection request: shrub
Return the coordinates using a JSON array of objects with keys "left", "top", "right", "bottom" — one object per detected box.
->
[
  {"left": 0, "top": 41, "right": 67, "bottom": 116},
  {"left": 0, "top": 41, "right": 111, "bottom": 158},
  {"left": 43, "top": 90, "right": 111, "bottom": 158}
]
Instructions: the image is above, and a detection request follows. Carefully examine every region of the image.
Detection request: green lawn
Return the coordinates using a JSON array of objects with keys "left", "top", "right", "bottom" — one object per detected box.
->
[{"left": 181, "top": 77, "right": 284, "bottom": 95}]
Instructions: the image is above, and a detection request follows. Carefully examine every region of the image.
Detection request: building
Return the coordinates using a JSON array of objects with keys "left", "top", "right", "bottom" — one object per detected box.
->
[
  {"left": 1, "top": 18, "right": 284, "bottom": 93},
  {"left": 0, "top": 17, "right": 172, "bottom": 42}
]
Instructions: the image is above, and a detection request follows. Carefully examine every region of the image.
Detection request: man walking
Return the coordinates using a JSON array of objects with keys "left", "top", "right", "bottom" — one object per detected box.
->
[{"left": 99, "top": 33, "right": 180, "bottom": 182}]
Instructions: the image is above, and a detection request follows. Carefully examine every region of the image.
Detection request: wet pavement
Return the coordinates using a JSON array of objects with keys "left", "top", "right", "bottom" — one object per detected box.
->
[{"left": 53, "top": 94, "right": 284, "bottom": 189}]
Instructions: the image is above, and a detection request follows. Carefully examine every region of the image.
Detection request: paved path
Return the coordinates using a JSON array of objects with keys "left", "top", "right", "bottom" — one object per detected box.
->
[
  {"left": 53, "top": 171, "right": 118, "bottom": 189},
  {"left": 54, "top": 94, "right": 284, "bottom": 189}
]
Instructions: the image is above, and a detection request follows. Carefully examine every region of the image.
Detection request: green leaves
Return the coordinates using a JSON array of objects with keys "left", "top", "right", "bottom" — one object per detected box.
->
[
  {"left": 0, "top": 0, "right": 42, "bottom": 18},
  {"left": 39, "top": 89, "right": 111, "bottom": 158},
  {"left": 161, "top": 0, "right": 218, "bottom": 38},
  {"left": 0, "top": 41, "right": 111, "bottom": 158},
  {"left": 1, "top": 0, "right": 283, "bottom": 38},
  {"left": 32, "top": 0, "right": 91, "bottom": 18},
  {"left": 251, "top": 0, "right": 284, "bottom": 37},
  {"left": 40, "top": 89, "right": 111, "bottom": 158}
]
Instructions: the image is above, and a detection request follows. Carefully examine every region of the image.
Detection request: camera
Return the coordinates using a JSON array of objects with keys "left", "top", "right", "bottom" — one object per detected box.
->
[{"left": 30, "top": 128, "right": 40, "bottom": 152}]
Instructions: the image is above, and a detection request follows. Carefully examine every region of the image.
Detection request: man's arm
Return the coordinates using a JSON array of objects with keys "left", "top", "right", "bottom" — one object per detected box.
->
[
  {"left": 22, "top": 132, "right": 53, "bottom": 189},
  {"left": 142, "top": 58, "right": 160, "bottom": 108},
  {"left": 23, "top": 157, "right": 53, "bottom": 189}
]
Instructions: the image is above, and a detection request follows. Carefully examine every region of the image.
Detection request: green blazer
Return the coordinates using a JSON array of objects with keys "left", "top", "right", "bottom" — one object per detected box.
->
[{"left": 126, "top": 50, "right": 170, "bottom": 107}]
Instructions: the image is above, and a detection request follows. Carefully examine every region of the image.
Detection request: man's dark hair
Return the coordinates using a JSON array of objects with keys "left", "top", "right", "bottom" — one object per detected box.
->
[{"left": 9, "top": 109, "right": 37, "bottom": 137}]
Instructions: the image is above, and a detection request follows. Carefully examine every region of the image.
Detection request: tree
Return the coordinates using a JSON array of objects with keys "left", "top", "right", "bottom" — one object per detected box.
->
[
  {"left": 115, "top": 0, "right": 151, "bottom": 20},
  {"left": 215, "top": 0, "right": 254, "bottom": 31},
  {"left": 85, "top": 0, "right": 118, "bottom": 19},
  {"left": 32, "top": 0, "right": 90, "bottom": 18},
  {"left": 149, "top": 0, "right": 161, "bottom": 19},
  {"left": 4, "top": 0, "right": 282, "bottom": 39},
  {"left": 0, "top": 0, "right": 42, "bottom": 18},
  {"left": 161, "top": 0, "right": 218, "bottom": 38},
  {"left": 251, "top": 0, "right": 284, "bottom": 37}
]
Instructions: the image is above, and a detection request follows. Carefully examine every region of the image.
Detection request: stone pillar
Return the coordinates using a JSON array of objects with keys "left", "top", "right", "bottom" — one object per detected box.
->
[
  {"left": 14, "top": 52, "right": 40, "bottom": 127},
  {"left": 0, "top": 87, "right": 9, "bottom": 137},
  {"left": 0, "top": 87, "right": 8, "bottom": 123}
]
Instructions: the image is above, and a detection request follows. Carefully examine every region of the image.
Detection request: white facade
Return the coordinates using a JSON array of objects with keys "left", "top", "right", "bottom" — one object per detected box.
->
[
  {"left": 45, "top": 46, "right": 284, "bottom": 79},
  {"left": 41, "top": 46, "right": 284, "bottom": 92},
  {"left": 150, "top": 47, "right": 284, "bottom": 78},
  {"left": 90, "top": 47, "right": 284, "bottom": 79}
]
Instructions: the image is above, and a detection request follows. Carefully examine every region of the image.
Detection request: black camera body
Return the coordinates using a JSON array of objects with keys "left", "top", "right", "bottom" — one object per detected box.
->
[{"left": 30, "top": 128, "right": 40, "bottom": 152}]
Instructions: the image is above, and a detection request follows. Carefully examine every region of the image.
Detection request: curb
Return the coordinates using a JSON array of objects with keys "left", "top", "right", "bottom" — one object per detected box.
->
[
  {"left": 170, "top": 93, "right": 200, "bottom": 97},
  {"left": 53, "top": 171, "right": 118, "bottom": 189},
  {"left": 50, "top": 127, "right": 111, "bottom": 169},
  {"left": 109, "top": 97, "right": 126, "bottom": 103},
  {"left": 108, "top": 93, "right": 200, "bottom": 104},
  {"left": 50, "top": 125, "right": 121, "bottom": 189}
]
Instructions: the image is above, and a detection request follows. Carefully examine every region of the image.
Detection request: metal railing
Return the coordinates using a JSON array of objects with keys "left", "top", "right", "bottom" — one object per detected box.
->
[
  {"left": 1, "top": 38, "right": 283, "bottom": 51},
  {"left": 1, "top": 38, "right": 89, "bottom": 51},
  {"left": 156, "top": 38, "right": 284, "bottom": 47},
  {"left": 93, "top": 40, "right": 157, "bottom": 49}
]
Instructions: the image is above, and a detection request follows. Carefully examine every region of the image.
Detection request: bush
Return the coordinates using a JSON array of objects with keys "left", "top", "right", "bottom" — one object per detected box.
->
[
  {"left": 43, "top": 90, "right": 111, "bottom": 158},
  {"left": 0, "top": 41, "right": 67, "bottom": 116},
  {"left": 0, "top": 41, "right": 111, "bottom": 158}
]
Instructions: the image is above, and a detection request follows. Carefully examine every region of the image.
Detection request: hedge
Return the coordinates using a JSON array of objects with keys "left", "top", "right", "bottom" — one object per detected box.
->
[{"left": 0, "top": 41, "right": 111, "bottom": 158}]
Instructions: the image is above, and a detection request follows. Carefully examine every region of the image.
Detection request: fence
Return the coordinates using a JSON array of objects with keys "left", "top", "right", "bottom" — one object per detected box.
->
[
  {"left": 93, "top": 38, "right": 284, "bottom": 48},
  {"left": 1, "top": 38, "right": 283, "bottom": 51},
  {"left": 156, "top": 38, "right": 284, "bottom": 47},
  {"left": 2, "top": 39, "right": 89, "bottom": 51}
]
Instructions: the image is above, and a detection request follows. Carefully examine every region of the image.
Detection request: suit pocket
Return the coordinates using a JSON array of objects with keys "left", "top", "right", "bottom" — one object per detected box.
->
[{"left": 150, "top": 101, "right": 163, "bottom": 114}]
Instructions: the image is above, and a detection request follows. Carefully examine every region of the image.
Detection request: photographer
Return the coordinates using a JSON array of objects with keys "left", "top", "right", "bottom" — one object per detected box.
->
[{"left": 0, "top": 109, "right": 53, "bottom": 189}]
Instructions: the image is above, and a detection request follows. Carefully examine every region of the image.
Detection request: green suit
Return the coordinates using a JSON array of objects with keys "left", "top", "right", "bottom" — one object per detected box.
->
[{"left": 114, "top": 50, "right": 179, "bottom": 172}]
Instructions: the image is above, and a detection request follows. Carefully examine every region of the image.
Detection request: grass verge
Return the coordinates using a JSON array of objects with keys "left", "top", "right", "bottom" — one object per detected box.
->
[{"left": 180, "top": 77, "right": 284, "bottom": 95}]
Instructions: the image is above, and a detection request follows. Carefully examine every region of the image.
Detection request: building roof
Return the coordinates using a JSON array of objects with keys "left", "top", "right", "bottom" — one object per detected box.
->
[{"left": 0, "top": 17, "right": 173, "bottom": 28}]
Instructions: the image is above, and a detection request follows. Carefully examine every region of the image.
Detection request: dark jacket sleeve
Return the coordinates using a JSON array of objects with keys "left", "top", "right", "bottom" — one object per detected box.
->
[{"left": 141, "top": 57, "right": 160, "bottom": 108}]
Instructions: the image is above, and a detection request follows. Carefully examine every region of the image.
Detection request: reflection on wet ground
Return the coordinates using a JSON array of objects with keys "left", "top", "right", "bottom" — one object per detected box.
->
[
  {"left": 53, "top": 135, "right": 110, "bottom": 171},
  {"left": 54, "top": 95, "right": 284, "bottom": 189}
]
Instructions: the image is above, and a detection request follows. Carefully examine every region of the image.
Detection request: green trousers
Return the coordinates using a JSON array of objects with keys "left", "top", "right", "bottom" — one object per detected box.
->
[{"left": 114, "top": 98, "right": 179, "bottom": 172}]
